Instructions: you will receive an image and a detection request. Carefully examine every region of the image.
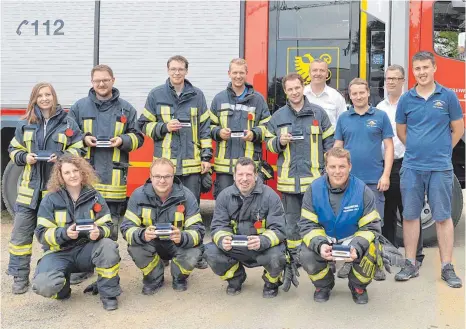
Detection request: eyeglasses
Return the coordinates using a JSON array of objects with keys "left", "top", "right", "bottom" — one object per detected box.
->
[
  {"left": 168, "top": 68, "right": 187, "bottom": 73},
  {"left": 152, "top": 174, "right": 174, "bottom": 182},
  {"left": 92, "top": 79, "right": 113, "bottom": 85},
  {"left": 384, "top": 77, "right": 404, "bottom": 82}
]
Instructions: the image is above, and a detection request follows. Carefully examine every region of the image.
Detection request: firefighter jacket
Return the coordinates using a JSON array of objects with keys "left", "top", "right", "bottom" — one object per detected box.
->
[
  {"left": 138, "top": 79, "right": 213, "bottom": 176},
  {"left": 210, "top": 179, "right": 286, "bottom": 252},
  {"left": 298, "top": 174, "right": 382, "bottom": 260},
  {"left": 120, "top": 178, "right": 205, "bottom": 248},
  {"left": 69, "top": 88, "right": 144, "bottom": 202},
  {"left": 8, "top": 106, "right": 85, "bottom": 209},
  {"left": 210, "top": 82, "right": 271, "bottom": 174},
  {"left": 35, "top": 186, "right": 113, "bottom": 253},
  {"left": 265, "top": 97, "right": 335, "bottom": 194}
]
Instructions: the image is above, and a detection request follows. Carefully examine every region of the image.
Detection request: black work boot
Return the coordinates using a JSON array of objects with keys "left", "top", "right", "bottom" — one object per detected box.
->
[
  {"left": 226, "top": 272, "right": 247, "bottom": 296},
  {"left": 313, "top": 281, "right": 335, "bottom": 303},
  {"left": 348, "top": 282, "right": 369, "bottom": 304},
  {"left": 262, "top": 282, "right": 279, "bottom": 298},
  {"left": 101, "top": 297, "right": 118, "bottom": 311},
  {"left": 142, "top": 279, "right": 164, "bottom": 295},
  {"left": 195, "top": 258, "right": 208, "bottom": 270},
  {"left": 70, "top": 272, "right": 94, "bottom": 285},
  {"left": 172, "top": 278, "right": 188, "bottom": 292},
  {"left": 12, "top": 276, "right": 29, "bottom": 294}
]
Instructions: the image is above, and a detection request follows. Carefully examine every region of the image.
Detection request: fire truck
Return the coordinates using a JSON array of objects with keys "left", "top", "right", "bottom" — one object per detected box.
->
[{"left": 1, "top": 0, "right": 464, "bottom": 245}]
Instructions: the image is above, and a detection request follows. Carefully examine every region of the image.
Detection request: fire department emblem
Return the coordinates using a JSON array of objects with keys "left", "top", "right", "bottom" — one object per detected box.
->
[{"left": 294, "top": 53, "right": 332, "bottom": 84}]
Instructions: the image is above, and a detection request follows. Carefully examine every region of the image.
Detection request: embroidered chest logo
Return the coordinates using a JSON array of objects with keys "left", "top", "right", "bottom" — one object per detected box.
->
[
  {"left": 366, "top": 119, "right": 377, "bottom": 128},
  {"left": 343, "top": 204, "right": 359, "bottom": 213},
  {"left": 432, "top": 100, "right": 446, "bottom": 110}
]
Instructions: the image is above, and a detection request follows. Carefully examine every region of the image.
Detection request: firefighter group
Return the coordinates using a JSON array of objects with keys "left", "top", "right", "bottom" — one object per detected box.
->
[{"left": 6, "top": 51, "right": 463, "bottom": 311}]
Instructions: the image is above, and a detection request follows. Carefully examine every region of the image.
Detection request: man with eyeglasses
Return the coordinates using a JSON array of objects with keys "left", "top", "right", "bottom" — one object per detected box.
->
[
  {"left": 120, "top": 158, "right": 205, "bottom": 294},
  {"left": 69, "top": 64, "right": 144, "bottom": 284},
  {"left": 376, "top": 65, "right": 424, "bottom": 278}
]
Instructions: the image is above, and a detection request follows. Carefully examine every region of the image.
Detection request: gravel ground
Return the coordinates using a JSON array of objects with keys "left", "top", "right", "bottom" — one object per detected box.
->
[{"left": 1, "top": 199, "right": 465, "bottom": 329}]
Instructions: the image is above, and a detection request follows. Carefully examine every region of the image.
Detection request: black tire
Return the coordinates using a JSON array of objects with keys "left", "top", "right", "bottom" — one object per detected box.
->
[
  {"left": 396, "top": 175, "right": 464, "bottom": 246},
  {"left": 1, "top": 161, "right": 22, "bottom": 217}
]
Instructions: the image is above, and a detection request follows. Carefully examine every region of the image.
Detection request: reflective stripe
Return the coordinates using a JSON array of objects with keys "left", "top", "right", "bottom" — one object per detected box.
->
[
  {"left": 322, "top": 126, "right": 335, "bottom": 139},
  {"left": 95, "top": 214, "right": 112, "bottom": 226},
  {"left": 264, "top": 270, "right": 281, "bottom": 283},
  {"left": 200, "top": 110, "right": 210, "bottom": 123},
  {"left": 125, "top": 226, "right": 139, "bottom": 245},
  {"left": 141, "top": 254, "right": 160, "bottom": 275},
  {"left": 10, "top": 137, "right": 27, "bottom": 151},
  {"left": 217, "top": 111, "right": 229, "bottom": 160},
  {"left": 280, "top": 127, "right": 291, "bottom": 184},
  {"left": 37, "top": 217, "right": 57, "bottom": 228},
  {"left": 143, "top": 108, "right": 157, "bottom": 122},
  {"left": 96, "top": 263, "right": 120, "bottom": 279},
  {"left": 174, "top": 211, "right": 184, "bottom": 228},
  {"left": 69, "top": 140, "right": 84, "bottom": 150},
  {"left": 301, "top": 208, "right": 318, "bottom": 223},
  {"left": 184, "top": 213, "right": 202, "bottom": 227},
  {"left": 127, "top": 133, "right": 139, "bottom": 151},
  {"left": 354, "top": 230, "right": 375, "bottom": 243},
  {"left": 83, "top": 119, "right": 93, "bottom": 159},
  {"left": 9, "top": 149, "right": 22, "bottom": 162},
  {"left": 309, "top": 264, "right": 330, "bottom": 281},
  {"left": 351, "top": 266, "right": 371, "bottom": 284},
  {"left": 44, "top": 228, "right": 61, "bottom": 251},
  {"left": 16, "top": 194, "right": 32, "bottom": 205},
  {"left": 145, "top": 122, "right": 157, "bottom": 137},
  {"left": 124, "top": 210, "right": 142, "bottom": 226},
  {"left": 94, "top": 184, "right": 126, "bottom": 192},
  {"left": 54, "top": 210, "right": 67, "bottom": 227},
  {"left": 67, "top": 148, "right": 79, "bottom": 156},
  {"left": 184, "top": 230, "right": 199, "bottom": 246},
  {"left": 213, "top": 230, "right": 233, "bottom": 245},
  {"left": 102, "top": 226, "right": 111, "bottom": 238},
  {"left": 51, "top": 279, "right": 67, "bottom": 299},
  {"left": 309, "top": 125, "right": 321, "bottom": 181},
  {"left": 172, "top": 257, "right": 193, "bottom": 275},
  {"left": 41, "top": 190, "right": 48, "bottom": 198},
  {"left": 258, "top": 117, "right": 271, "bottom": 125},
  {"left": 262, "top": 230, "right": 280, "bottom": 247},
  {"left": 358, "top": 210, "right": 379, "bottom": 228},
  {"left": 18, "top": 186, "right": 34, "bottom": 197},
  {"left": 210, "top": 111, "right": 219, "bottom": 124},
  {"left": 8, "top": 242, "right": 32, "bottom": 256},
  {"left": 286, "top": 239, "right": 302, "bottom": 249},
  {"left": 161, "top": 106, "right": 172, "bottom": 122},
  {"left": 300, "top": 176, "right": 318, "bottom": 193},
  {"left": 112, "top": 121, "right": 125, "bottom": 162},
  {"left": 57, "top": 133, "right": 67, "bottom": 150},
  {"left": 200, "top": 139, "right": 212, "bottom": 149},
  {"left": 220, "top": 262, "right": 239, "bottom": 280},
  {"left": 97, "top": 191, "right": 127, "bottom": 200},
  {"left": 303, "top": 228, "right": 326, "bottom": 247},
  {"left": 141, "top": 208, "right": 152, "bottom": 227},
  {"left": 90, "top": 210, "right": 95, "bottom": 220}
]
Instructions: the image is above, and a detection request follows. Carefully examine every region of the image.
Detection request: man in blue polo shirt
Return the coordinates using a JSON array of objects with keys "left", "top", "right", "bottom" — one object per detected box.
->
[
  {"left": 334, "top": 77, "right": 394, "bottom": 279},
  {"left": 395, "top": 51, "right": 463, "bottom": 288}
]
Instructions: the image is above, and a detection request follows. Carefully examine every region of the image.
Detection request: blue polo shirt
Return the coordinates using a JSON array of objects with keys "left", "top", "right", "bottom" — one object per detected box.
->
[
  {"left": 335, "top": 106, "right": 394, "bottom": 184},
  {"left": 395, "top": 83, "right": 463, "bottom": 171}
]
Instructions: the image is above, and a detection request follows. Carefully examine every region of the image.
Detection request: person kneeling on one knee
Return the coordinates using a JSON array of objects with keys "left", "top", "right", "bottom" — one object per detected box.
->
[
  {"left": 32, "top": 154, "right": 121, "bottom": 311},
  {"left": 204, "top": 157, "right": 287, "bottom": 298},
  {"left": 120, "top": 158, "right": 205, "bottom": 295},
  {"left": 298, "top": 147, "right": 383, "bottom": 304}
]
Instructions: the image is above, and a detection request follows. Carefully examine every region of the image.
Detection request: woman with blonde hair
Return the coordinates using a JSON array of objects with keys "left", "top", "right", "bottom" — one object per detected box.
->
[
  {"left": 32, "top": 154, "right": 121, "bottom": 311},
  {"left": 7, "top": 82, "right": 85, "bottom": 294}
]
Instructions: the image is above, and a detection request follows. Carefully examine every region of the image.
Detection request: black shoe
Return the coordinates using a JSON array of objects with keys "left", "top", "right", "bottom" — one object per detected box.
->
[
  {"left": 172, "top": 278, "right": 188, "bottom": 292},
  {"left": 313, "top": 282, "right": 334, "bottom": 303},
  {"left": 142, "top": 280, "right": 164, "bottom": 295},
  {"left": 395, "top": 260, "right": 419, "bottom": 281},
  {"left": 349, "top": 283, "right": 369, "bottom": 304},
  {"left": 226, "top": 272, "right": 247, "bottom": 296},
  {"left": 101, "top": 297, "right": 118, "bottom": 311},
  {"left": 12, "top": 276, "right": 29, "bottom": 294},
  {"left": 262, "top": 282, "right": 279, "bottom": 298},
  {"left": 337, "top": 262, "right": 352, "bottom": 279},
  {"left": 195, "top": 258, "right": 208, "bottom": 270},
  {"left": 162, "top": 259, "right": 170, "bottom": 267},
  {"left": 70, "top": 272, "right": 93, "bottom": 285},
  {"left": 441, "top": 264, "right": 463, "bottom": 288}
]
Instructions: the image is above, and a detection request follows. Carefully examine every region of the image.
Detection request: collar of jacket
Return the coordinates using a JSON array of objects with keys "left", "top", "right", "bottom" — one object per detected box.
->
[
  {"left": 166, "top": 78, "right": 197, "bottom": 100},
  {"left": 33, "top": 104, "right": 65, "bottom": 124},
  {"left": 286, "top": 97, "right": 317, "bottom": 117},
  {"left": 57, "top": 185, "right": 97, "bottom": 206},
  {"left": 324, "top": 173, "right": 350, "bottom": 194},
  {"left": 231, "top": 178, "right": 264, "bottom": 198},
  {"left": 88, "top": 87, "right": 120, "bottom": 107},
  {"left": 226, "top": 82, "right": 255, "bottom": 101},
  {"left": 143, "top": 176, "right": 186, "bottom": 204}
]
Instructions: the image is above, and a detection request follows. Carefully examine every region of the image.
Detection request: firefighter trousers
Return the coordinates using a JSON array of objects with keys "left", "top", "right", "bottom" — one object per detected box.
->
[
  {"left": 8, "top": 205, "right": 37, "bottom": 278},
  {"left": 282, "top": 193, "right": 304, "bottom": 259},
  {"left": 128, "top": 239, "right": 201, "bottom": 286},
  {"left": 204, "top": 242, "right": 286, "bottom": 286},
  {"left": 32, "top": 239, "right": 121, "bottom": 299},
  {"left": 213, "top": 173, "right": 234, "bottom": 200},
  {"left": 177, "top": 173, "right": 201, "bottom": 204},
  {"left": 300, "top": 245, "right": 373, "bottom": 290},
  {"left": 108, "top": 201, "right": 127, "bottom": 241}
]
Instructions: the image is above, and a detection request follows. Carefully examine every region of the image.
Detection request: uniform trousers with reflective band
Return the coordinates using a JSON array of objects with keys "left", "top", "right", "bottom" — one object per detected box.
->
[
  {"left": 213, "top": 173, "right": 234, "bottom": 200},
  {"left": 300, "top": 245, "right": 374, "bottom": 290},
  {"left": 128, "top": 239, "right": 201, "bottom": 286},
  {"left": 204, "top": 242, "right": 286, "bottom": 285},
  {"left": 32, "top": 239, "right": 121, "bottom": 299},
  {"left": 282, "top": 193, "right": 304, "bottom": 259},
  {"left": 108, "top": 201, "right": 127, "bottom": 241},
  {"left": 8, "top": 205, "right": 38, "bottom": 277}
]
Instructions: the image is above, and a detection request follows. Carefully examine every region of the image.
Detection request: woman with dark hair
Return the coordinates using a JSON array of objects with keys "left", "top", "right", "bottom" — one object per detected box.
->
[
  {"left": 32, "top": 154, "right": 121, "bottom": 311},
  {"left": 7, "top": 82, "right": 85, "bottom": 294}
]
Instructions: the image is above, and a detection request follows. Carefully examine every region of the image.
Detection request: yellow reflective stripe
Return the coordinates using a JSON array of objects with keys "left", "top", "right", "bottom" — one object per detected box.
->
[
  {"left": 213, "top": 230, "right": 233, "bottom": 245},
  {"left": 310, "top": 126, "right": 321, "bottom": 180},
  {"left": 112, "top": 122, "right": 124, "bottom": 162},
  {"left": 16, "top": 194, "right": 32, "bottom": 205},
  {"left": 185, "top": 213, "right": 202, "bottom": 228},
  {"left": 44, "top": 228, "right": 60, "bottom": 250},
  {"left": 161, "top": 106, "right": 172, "bottom": 122},
  {"left": 67, "top": 148, "right": 79, "bottom": 156},
  {"left": 97, "top": 191, "right": 127, "bottom": 200},
  {"left": 210, "top": 111, "right": 219, "bottom": 124},
  {"left": 322, "top": 126, "right": 335, "bottom": 139},
  {"left": 265, "top": 270, "right": 281, "bottom": 283},
  {"left": 217, "top": 111, "right": 229, "bottom": 160},
  {"left": 18, "top": 186, "right": 34, "bottom": 196},
  {"left": 9, "top": 149, "right": 22, "bottom": 162},
  {"left": 54, "top": 210, "right": 67, "bottom": 227},
  {"left": 96, "top": 263, "right": 120, "bottom": 279},
  {"left": 8, "top": 242, "right": 33, "bottom": 256},
  {"left": 258, "top": 117, "right": 271, "bottom": 125},
  {"left": 200, "top": 139, "right": 212, "bottom": 149},
  {"left": 20, "top": 164, "right": 32, "bottom": 187},
  {"left": 301, "top": 208, "right": 318, "bottom": 223},
  {"left": 69, "top": 140, "right": 84, "bottom": 149},
  {"left": 94, "top": 184, "right": 126, "bottom": 192},
  {"left": 145, "top": 122, "right": 157, "bottom": 137},
  {"left": 102, "top": 226, "right": 111, "bottom": 238},
  {"left": 51, "top": 279, "right": 67, "bottom": 299},
  {"left": 266, "top": 137, "right": 278, "bottom": 154},
  {"left": 143, "top": 108, "right": 157, "bottom": 122},
  {"left": 57, "top": 133, "right": 67, "bottom": 150},
  {"left": 172, "top": 257, "right": 193, "bottom": 275},
  {"left": 41, "top": 190, "right": 49, "bottom": 198},
  {"left": 286, "top": 239, "right": 303, "bottom": 249},
  {"left": 141, "top": 208, "right": 152, "bottom": 227},
  {"left": 162, "top": 133, "right": 172, "bottom": 159},
  {"left": 309, "top": 264, "right": 330, "bottom": 281},
  {"left": 200, "top": 110, "right": 210, "bottom": 123},
  {"left": 83, "top": 118, "right": 93, "bottom": 159},
  {"left": 358, "top": 210, "right": 379, "bottom": 228},
  {"left": 174, "top": 211, "right": 184, "bottom": 228},
  {"left": 181, "top": 166, "right": 201, "bottom": 175},
  {"left": 303, "top": 229, "right": 326, "bottom": 247},
  {"left": 280, "top": 127, "right": 291, "bottom": 183},
  {"left": 262, "top": 230, "right": 280, "bottom": 247},
  {"left": 191, "top": 108, "right": 200, "bottom": 161},
  {"left": 112, "top": 169, "right": 121, "bottom": 188},
  {"left": 125, "top": 226, "right": 139, "bottom": 245},
  {"left": 10, "top": 137, "right": 27, "bottom": 151},
  {"left": 124, "top": 210, "right": 142, "bottom": 226},
  {"left": 90, "top": 210, "right": 95, "bottom": 220},
  {"left": 127, "top": 133, "right": 139, "bottom": 151},
  {"left": 354, "top": 230, "right": 376, "bottom": 243},
  {"left": 37, "top": 217, "right": 57, "bottom": 228},
  {"left": 141, "top": 254, "right": 160, "bottom": 275},
  {"left": 185, "top": 230, "right": 199, "bottom": 246},
  {"left": 95, "top": 214, "right": 112, "bottom": 226},
  {"left": 352, "top": 266, "right": 372, "bottom": 284},
  {"left": 220, "top": 262, "right": 240, "bottom": 280}
]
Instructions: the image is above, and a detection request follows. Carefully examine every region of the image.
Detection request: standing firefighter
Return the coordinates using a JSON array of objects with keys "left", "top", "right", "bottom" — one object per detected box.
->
[
  {"left": 204, "top": 157, "right": 287, "bottom": 298},
  {"left": 210, "top": 58, "right": 271, "bottom": 197},
  {"left": 32, "top": 155, "right": 121, "bottom": 311},
  {"left": 7, "top": 82, "right": 85, "bottom": 294},
  {"left": 120, "top": 158, "right": 205, "bottom": 294},
  {"left": 265, "top": 73, "right": 335, "bottom": 261},
  {"left": 298, "top": 147, "right": 382, "bottom": 304}
]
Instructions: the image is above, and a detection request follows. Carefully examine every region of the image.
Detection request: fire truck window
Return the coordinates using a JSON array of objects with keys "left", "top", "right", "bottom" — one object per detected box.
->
[
  {"left": 278, "top": 1, "right": 350, "bottom": 39},
  {"left": 434, "top": 1, "right": 465, "bottom": 61}
]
